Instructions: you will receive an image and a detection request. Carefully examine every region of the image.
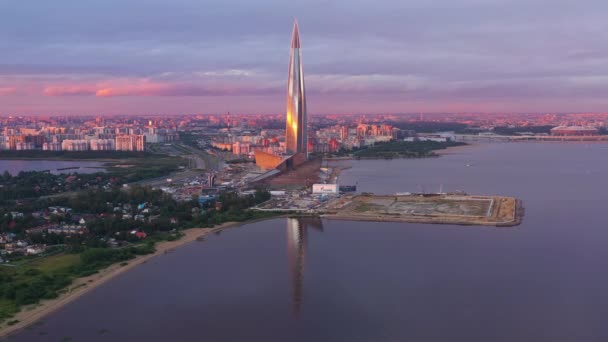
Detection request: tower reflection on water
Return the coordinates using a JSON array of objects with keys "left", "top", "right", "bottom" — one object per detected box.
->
[{"left": 286, "top": 217, "right": 323, "bottom": 316}]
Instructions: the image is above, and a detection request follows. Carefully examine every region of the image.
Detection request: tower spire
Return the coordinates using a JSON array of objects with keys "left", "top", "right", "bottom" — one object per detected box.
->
[
  {"left": 285, "top": 19, "right": 307, "bottom": 156},
  {"left": 291, "top": 19, "right": 301, "bottom": 48}
]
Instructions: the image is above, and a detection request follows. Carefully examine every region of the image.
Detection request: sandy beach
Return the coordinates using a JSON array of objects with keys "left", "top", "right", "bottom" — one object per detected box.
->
[{"left": 0, "top": 219, "right": 270, "bottom": 338}]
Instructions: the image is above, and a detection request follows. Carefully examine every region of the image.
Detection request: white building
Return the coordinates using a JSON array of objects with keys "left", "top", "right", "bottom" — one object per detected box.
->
[
  {"left": 26, "top": 245, "right": 47, "bottom": 255},
  {"left": 312, "top": 184, "right": 339, "bottom": 194},
  {"left": 43, "top": 142, "right": 62, "bottom": 151},
  {"left": 61, "top": 139, "right": 89, "bottom": 151},
  {"left": 90, "top": 139, "right": 115, "bottom": 151}
]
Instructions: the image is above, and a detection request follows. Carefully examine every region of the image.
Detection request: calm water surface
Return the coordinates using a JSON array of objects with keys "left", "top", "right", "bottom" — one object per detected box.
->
[
  {"left": 10, "top": 143, "right": 608, "bottom": 342},
  {"left": 0, "top": 160, "right": 105, "bottom": 175}
]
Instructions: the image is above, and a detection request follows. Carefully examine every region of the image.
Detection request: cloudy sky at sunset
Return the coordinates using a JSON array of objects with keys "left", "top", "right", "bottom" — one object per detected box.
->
[{"left": 1, "top": 0, "right": 607, "bottom": 115}]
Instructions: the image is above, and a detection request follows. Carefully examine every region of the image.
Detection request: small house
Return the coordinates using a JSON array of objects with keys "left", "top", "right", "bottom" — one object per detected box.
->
[{"left": 26, "top": 245, "right": 47, "bottom": 256}]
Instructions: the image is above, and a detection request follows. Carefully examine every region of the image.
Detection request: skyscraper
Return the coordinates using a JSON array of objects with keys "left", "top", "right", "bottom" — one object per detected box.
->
[
  {"left": 254, "top": 20, "right": 309, "bottom": 171},
  {"left": 285, "top": 20, "right": 307, "bottom": 156}
]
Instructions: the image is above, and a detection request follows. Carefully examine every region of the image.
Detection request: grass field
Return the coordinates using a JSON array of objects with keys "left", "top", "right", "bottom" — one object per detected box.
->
[
  {"left": 0, "top": 252, "right": 82, "bottom": 322},
  {"left": 0, "top": 243, "right": 157, "bottom": 325},
  {"left": 103, "top": 154, "right": 186, "bottom": 182},
  {"left": 0, "top": 299, "right": 17, "bottom": 322},
  {"left": 26, "top": 254, "right": 81, "bottom": 273}
]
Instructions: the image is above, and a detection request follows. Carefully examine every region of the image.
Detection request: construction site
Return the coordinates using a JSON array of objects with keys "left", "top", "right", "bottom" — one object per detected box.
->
[{"left": 319, "top": 193, "right": 522, "bottom": 227}]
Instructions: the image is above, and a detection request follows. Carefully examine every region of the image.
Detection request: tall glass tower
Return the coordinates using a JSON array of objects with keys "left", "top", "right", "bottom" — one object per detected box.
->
[{"left": 285, "top": 20, "right": 307, "bottom": 156}]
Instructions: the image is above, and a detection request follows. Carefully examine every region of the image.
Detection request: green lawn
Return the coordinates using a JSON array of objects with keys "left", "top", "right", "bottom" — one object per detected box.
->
[
  {"left": 0, "top": 245, "right": 156, "bottom": 324},
  {"left": 27, "top": 254, "right": 81, "bottom": 273},
  {"left": 0, "top": 299, "right": 17, "bottom": 321}
]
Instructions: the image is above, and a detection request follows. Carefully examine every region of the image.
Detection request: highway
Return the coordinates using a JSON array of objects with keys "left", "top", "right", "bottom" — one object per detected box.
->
[{"left": 131, "top": 142, "right": 220, "bottom": 187}]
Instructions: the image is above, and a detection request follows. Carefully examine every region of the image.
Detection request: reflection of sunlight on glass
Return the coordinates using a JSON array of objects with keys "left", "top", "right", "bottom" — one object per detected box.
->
[
  {"left": 286, "top": 217, "right": 323, "bottom": 316},
  {"left": 285, "top": 20, "right": 307, "bottom": 156}
]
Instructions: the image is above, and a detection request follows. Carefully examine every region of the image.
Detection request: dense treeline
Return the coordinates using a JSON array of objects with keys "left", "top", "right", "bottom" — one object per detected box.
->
[
  {"left": 102, "top": 155, "right": 185, "bottom": 183},
  {"left": 389, "top": 122, "right": 469, "bottom": 133},
  {"left": 0, "top": 170, "right": 117, "bottom": 201},
  {"left": 188, "top": 187, "right": 273, "bottom": 227},
  {"left": 353, "top": 141, "right": 466, "bottom": 158},
  {"left": 0, "top": 184, "right": 272, "bottom": 240},
  {"left": 178, "top": 132, "right": 203, "bottom": 146},
  {"left": 0, "top": 152, "right": 184, "bottom": 201}
]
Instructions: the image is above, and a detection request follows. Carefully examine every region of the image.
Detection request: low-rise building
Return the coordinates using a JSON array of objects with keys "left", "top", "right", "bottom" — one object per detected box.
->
[
  {"left": 9, "top": 211, "right": 24, "bottom": 218},
  {"left": 47, "top": 225, "right": 88, "bottom": 235},
  {"left": 26, "top": 245, "right": 47, "bottom": 255}
]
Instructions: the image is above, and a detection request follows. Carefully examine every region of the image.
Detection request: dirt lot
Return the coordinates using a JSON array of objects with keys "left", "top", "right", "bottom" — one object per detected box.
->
[
  {"left": 322, "top": 194, "right": 521, "bottom": 227},
  {"left": 267, "top": 158, "right": 322, "bottom": 188}
]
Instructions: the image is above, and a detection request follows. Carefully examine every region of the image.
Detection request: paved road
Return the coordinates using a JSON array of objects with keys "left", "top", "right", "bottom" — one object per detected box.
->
[
  {"left": 129, "top": 142, "right": 224, "bottom": 188},
  {"left": 132, "top": 143, "right": 214, "bottom": 187}
]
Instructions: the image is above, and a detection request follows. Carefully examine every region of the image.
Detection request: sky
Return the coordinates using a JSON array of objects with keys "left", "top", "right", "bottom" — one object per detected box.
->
[{"left": 1, "top": 0, "right": 608, "bottom": 115}]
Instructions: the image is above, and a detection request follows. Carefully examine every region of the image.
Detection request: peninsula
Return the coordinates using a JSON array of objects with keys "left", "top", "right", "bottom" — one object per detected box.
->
[{"left": 320, "top": 193, "right": 522, "bottom": 227}]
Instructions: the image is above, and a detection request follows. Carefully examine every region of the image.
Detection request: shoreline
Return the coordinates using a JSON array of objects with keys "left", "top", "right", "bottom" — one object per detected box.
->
[
  {"left": 324, "top": 143, "right": 473, "bottom": 160},
  {"left": 0, "top": 218, "right": 279, "bottom": 338},
  {"left": 321, "top": 213, "right": 520, "bottom": 227},
  {"left": 433, "top": 142, "right": 479, "bottom": 155}
]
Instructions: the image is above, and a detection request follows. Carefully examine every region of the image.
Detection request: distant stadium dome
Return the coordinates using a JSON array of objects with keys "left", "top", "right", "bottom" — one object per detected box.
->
[{"left": 550, "top": 126, "right": 598, "bottom": 136}]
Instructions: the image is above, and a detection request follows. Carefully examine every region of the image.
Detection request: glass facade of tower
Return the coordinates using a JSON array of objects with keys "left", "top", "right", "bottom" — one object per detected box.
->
[{"left": 285, "top": 21, "right": 307, "bottom": 156}]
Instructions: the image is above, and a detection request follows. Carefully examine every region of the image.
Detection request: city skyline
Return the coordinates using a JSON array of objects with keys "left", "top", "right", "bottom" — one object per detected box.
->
[{"left": 2, "top": 0, "right": 608, "bottom": 115}]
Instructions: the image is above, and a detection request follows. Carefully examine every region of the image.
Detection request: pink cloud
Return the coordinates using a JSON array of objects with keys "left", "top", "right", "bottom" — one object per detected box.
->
[
  {"left": 94, "top": 79, "right": 279, "bottom": 97},
  {"left": 0, "top": 87, "right": 18, "bottom": 96},
  {"left": 42, "top": 81, "right": 172, "bottom": 97},
  {"left": 95, "top": 83, "right": 171, "bottom": 97},
  {"left": 43, "top": 85, "right": 97, "bottom": 96},
  {"left": 42, "top": 79, "right": 279, "bottom": 98}
]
